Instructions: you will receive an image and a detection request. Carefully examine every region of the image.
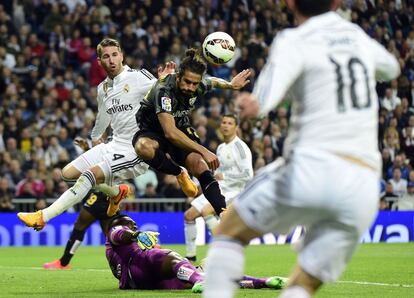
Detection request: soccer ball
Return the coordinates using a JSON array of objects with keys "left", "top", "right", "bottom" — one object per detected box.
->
[{"left": 202, "top": 32, "right": 235, "bottom": 65}]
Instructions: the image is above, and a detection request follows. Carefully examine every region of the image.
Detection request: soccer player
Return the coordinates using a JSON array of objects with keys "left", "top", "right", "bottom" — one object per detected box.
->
[
  {"left": 43, "top": 191, "right": 117, "bottom": 269},
  {"left": 203, "top": 1, "right": 401, "bottom": 297},
  {"left": 184, "top": 114, "right": 253, "bottom": 261},
  {"left": 17, "top": 38, "right": 190, "bottom": 230},
  {"left": 133, "top": 48, "right": 251, "bottom": 216},
  {"left": 106, "top": 215, "right": 286, "bottom": 292}
]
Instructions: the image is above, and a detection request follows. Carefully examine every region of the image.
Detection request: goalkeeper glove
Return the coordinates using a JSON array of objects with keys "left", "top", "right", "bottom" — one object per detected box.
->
[{"left": 133, "top": 231, "right": 160, "bottom": 250}]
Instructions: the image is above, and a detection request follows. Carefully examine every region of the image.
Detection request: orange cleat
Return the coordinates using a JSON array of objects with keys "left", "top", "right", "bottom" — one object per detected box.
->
[
  {"left": 17, "top": 210, "right": 45, "bottom": 231},
  {"left": 107, "top": 184, "right": 130, "bottom": 216},
  {"left": 176, "top": 167, "right": 198, "bottom": 197},
  {"left": 43, "top": 259, "right": 71, "bottom": 270}
]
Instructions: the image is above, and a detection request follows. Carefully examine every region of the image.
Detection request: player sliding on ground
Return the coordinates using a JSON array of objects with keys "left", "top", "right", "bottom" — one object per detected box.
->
[{"left": 105, "top": 214, "right": 287, "bottom": 292}]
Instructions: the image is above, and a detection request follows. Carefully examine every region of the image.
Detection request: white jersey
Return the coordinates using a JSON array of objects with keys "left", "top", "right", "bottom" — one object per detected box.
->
[
  {"left": 91, "top": 65, "right": 156, "bottom": 145},
  {"left": 215, "top": 136, "right": 253, "bottom": 197},
  {"left": 254, "top": 12, "right": 400, "bottom": 171}
]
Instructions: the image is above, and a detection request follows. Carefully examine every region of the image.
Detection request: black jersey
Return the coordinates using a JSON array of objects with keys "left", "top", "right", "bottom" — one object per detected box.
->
[{"left": 136, "top": 73, "right": 212, "bottom": 133}]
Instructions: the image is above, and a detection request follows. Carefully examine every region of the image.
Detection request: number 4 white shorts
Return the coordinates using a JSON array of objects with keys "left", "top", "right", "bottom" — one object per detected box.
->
[{"left": 70, "top": 141, "right": 148, "bottom": 185}]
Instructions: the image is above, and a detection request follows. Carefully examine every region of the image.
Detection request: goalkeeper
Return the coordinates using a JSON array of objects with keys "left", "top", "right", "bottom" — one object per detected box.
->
[{"left": 106, "top": 215, "right": 287, "bottom": 292}]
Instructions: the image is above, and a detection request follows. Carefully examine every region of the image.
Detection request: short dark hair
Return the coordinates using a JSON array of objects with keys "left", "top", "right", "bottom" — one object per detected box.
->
[
  {"left": 109, "top": 214, "right": 133, "bottom": 228},
  {"left": 222, "top": 114, "right": 239, "bottom": 125},
  {"left": 97, "top": 38, "right": 122, "bottom": 58},
  {"left": 295, "top": 0, "right": 332, "bottom": 16},
  {"left": 178, "top": 48, "right": 207, "bottom": 77}
]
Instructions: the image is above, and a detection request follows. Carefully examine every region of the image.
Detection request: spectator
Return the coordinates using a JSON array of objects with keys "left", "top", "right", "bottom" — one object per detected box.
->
[
  {"left": 141, "top": 183, "right": 159, "bottom": 199},
  {"left": 134, "top": 169, "right": 158, "bottom": 197},
  {"left": 15, "top": 169, "right": 45, "bottom": 198},
  {"left": 388, "top": 168, "right": 408, "bottom": 197}
]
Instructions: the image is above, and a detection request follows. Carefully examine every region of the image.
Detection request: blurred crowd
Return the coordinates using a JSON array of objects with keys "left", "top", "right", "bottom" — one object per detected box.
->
[{"left": 1, "top": 0, "right": 414, "bottom": 212}]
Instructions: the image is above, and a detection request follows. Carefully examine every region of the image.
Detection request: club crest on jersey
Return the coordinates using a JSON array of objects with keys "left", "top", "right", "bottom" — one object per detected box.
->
[
  {"left": 161, "top": 96, "right": 172, "bottom": 112},
  {"left": 123, "top": 84, "right": 130, "bottom": 93},
  {"left": 189, "top": 97, "right": 196, "bottom": 106}
]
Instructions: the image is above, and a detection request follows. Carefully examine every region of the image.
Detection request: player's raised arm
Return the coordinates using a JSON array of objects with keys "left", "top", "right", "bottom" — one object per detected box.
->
[{"left": 210, "top": 69, "right": 251, "bottom": 90}]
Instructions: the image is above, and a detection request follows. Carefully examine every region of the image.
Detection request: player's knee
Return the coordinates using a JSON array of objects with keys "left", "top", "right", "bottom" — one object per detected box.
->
[
  {"left": 61, "top": 165, "right": 80, "bottom": 182},
  {"left": 135, "top": 138, "right": 156, "bottom": 159},
  {"left": 89, "top": 166, "right": 104, "bottom": 184},
  {"left": 186, "top": 154, "right": 208, "bottom": 176},
  {"left": 184, "top": 207, "right": 198, "bottom": 221},
  {"left": 201, "top": 205, "right": 214, "bottom": 217}
]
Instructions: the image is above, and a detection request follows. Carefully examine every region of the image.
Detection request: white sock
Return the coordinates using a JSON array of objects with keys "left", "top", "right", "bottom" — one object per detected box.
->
[
  {"left": 184, "top": 221, "right": 197, "bottom": 257},
  {"left": 94, "top": 183, "right": 120, "bottom": 197},
  {"left": 42, "top": 171, "right": 96, "bottom": 222},
  {"left": 279, "top": 285, "right": 311, "bottom": 298},
  {"left": 203, "top": 236, "right": 244, "bottom": 298},
  {"left": 204, "top": 214, "right": 219, "bottom": 233}
]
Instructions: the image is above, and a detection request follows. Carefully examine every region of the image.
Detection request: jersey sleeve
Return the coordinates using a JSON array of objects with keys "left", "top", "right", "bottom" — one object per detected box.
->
[
  {"left": 198, "top": 76, "right": 213, "bottom": 95},
  {"left": 108, "top": 225, "right": 131, "bottom": 245},
  {"left": 366, "top": 38, "right": 400, "bottom": 82},
  {"left": 253, "top": 32, "right": 304, "bottom": 114},
  {"left": 137, "top": 68, "right": 157, "bottom": 90},
  {"left": 90, "top": 87, "right": 111, "bottom": 141},
  {"left": 154, "top": 88, "right": 174, "bottom": 115}
]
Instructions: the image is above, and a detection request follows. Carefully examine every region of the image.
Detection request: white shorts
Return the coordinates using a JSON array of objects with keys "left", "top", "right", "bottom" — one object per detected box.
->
[
  {"left": 70, "top": 141, "right": 148, "bottom": 185},
  {"left": 191, "top": 190, "right": 238, "bottom": 213},
  {"left": 234, "top": 150, "right": 379, "bottom": 282}
]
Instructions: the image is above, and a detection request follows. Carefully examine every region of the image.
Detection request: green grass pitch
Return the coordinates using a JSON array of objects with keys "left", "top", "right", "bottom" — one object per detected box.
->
[{"left": 0, "top": 243, "right": 413, "bottom": 297}]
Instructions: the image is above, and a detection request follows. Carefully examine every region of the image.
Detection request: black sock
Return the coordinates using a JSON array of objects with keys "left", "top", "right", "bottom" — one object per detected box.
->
[
  {"left": 145, "top": 148, "right": 181, "bottom": 176},
  {"left": 60, "top": 229, "right": 85, "bottom": 266},
  {"left": 198, "top": 170, "right": 226, "bottom": 215}
]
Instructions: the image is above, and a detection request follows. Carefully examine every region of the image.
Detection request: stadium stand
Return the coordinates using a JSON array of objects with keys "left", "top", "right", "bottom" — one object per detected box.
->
[{"left": 0, "top": 0, "right": 413, "bottom": 211}]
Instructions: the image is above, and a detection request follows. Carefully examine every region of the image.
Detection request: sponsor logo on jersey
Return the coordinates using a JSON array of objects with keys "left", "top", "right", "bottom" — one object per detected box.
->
[
  {"left": 106, "top": 104, "right": 134, "bottom": 114},
  {"left": 161, "top": 96, "right": 172, "bottom": 112},
  {"left": 173, "top": 109, "right": 191, "bottom": 117}
]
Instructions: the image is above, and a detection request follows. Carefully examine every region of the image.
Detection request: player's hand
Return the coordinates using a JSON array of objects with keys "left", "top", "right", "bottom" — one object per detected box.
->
[
  {"left": 236, "top": 92, "right": 260, "bottom": 119},
  {"left": 158, "top": 61, "right": 176, "bottom": 79},
  {"left": 92, "top": 138, "right": 104, "bottom": 147},
  {"left": 134, "top": 231, "right": 160, "bottom": 250},
  {"left": 230, "top": 69, "right": 251, "bottom": 90},
  {"left": 201, "top": 149, "right": 220, "bottom": 171},
  {"left": 74, "top": 137, "right": 90, "bottom": 151}
]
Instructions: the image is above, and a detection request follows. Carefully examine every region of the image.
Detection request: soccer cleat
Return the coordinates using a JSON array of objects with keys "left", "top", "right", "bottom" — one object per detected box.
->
[
  {"left": 17, "top": 210, "right": 45, "bottom": 231},
  {"left": 176, "top": 167, "right": 198, "bottom": 197},
  {"left": 265, "top": 276, "right": 288, "bottom": 289},
  {"left": 107, "top": 184, "right": 130, "bottom": 217},
  {"left": 191, "top": 282, "right": 204, "bottom": 293},
  {"left": 43, "top": 259, "right": 71, "bottom": 270}
]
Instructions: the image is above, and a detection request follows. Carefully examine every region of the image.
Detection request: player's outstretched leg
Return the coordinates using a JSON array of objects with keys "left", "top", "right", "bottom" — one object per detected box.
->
[
  {"left": 18, "top": 170, "right": 97, "bottom": 230},
  {"left": 44, "top": 204, "right": 98, "bottom": 269},
  {"left": 239, "top": 275, "right": 288, "bottom": 289},
  {"left": 184, "top": 206, "right": 203, "bottom": 261}
]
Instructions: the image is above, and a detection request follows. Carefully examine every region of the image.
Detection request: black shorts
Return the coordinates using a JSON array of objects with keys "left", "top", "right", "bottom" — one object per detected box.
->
[
  {"left": 132, "top": 127, "right": 201, "bottom": 166},
  {"left": 82, "top": 192, "right": 118, "bottom": 220}
]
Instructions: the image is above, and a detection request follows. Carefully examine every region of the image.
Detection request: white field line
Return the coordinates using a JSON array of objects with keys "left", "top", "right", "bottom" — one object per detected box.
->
[{"left": 0, "top": 266, "right": 413, "bottom": 288}]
